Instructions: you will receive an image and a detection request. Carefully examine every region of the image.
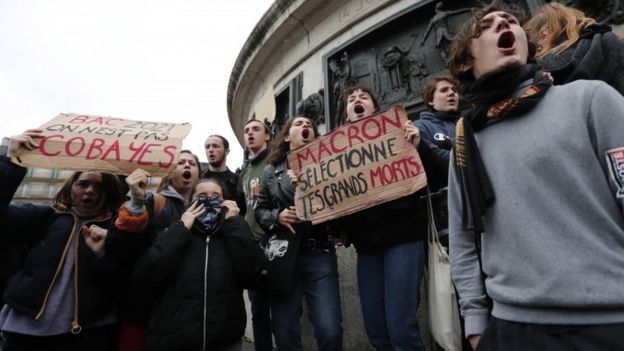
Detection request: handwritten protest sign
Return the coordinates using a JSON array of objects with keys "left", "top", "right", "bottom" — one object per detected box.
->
[
  {"left": 10, "top": 113, "right": 191, "bottom": 176},
  {"left": 287, "top": 106, "right": 427, "bottom": 224}
]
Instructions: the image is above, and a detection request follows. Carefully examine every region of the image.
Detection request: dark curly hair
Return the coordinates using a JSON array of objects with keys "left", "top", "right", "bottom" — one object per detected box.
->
[
  {"left": 267, "top": 116, "right": 319, "bottom": 166},
  {"left": 447, "top": 1, "right": 536, "bottom": 90},
  {"left": 341, "top": 85, "right": 381, "bottom": 121}
]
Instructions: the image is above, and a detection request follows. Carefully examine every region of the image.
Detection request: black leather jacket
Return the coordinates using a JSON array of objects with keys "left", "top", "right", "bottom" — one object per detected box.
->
[{"left": 255, "top": 161, "right": 332, "bottom": 242}]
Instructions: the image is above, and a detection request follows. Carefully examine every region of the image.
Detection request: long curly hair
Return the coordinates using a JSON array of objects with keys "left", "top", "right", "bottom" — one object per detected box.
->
[
  {"left": 266, "top": 116, "right": 319, "bottom": 166},
  {"left": 524, "top": 2, "right": 596, "bottom": 58}
]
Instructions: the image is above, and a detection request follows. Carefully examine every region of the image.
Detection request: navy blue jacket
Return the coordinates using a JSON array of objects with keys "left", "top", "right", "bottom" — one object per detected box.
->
[
  {"left": 0, "top": 156, "right": 120, "bottom": 330},
  {"left": 415, "top": 111, "right": 457, "bottom": 192}
]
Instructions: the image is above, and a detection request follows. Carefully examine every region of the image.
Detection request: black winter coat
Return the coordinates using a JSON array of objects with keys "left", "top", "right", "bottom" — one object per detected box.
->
[
  {"left": 333, "top": 133, "right": 431, "bottom": 253},
  {"left": 105, "top": 190, "right": 187, "bottom": 323},
  {"left": 133, "top": 216, "right": 258, "bottom": 351},
  {"left": 0, "top": 156, "right": 120, "bottom": 330},
  {"left": 106, "top": 190, "right": 187, "bottom": 265},
  {"left": 336, "top": 193, "right": 427, "bottom": 253},
  {"left": 538, "top": 25, "right": 624, "bottom": 96}
]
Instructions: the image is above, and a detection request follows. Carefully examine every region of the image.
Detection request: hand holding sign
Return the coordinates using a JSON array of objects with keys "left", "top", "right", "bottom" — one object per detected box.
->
[
  {"left": 287, "top": 169, "right": 299, "bottom": 185},
  {"left": 287, "top": 106, "right": 427, "bottom": 224},
  {"left": 278, "top": 206, "right": 299, "bottom": 234},
  {"left": 9, "top": 129, "right": 44, "bottom": 156},
  {"left": 404, "top": 121, "right": 421, "bottom": 147}
]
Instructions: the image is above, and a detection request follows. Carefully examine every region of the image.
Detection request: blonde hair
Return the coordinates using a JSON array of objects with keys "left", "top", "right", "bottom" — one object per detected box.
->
[{"left": 524, "top": 2, "right": 596, "bottom": 58}]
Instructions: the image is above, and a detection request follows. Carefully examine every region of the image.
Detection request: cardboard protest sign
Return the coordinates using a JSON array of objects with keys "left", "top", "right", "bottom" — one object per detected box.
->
[
  {"left": 287, "top": 106, "right": 427, "bottom": 224},
  {"left": 10, "top": 113, "right": 191, "bottom": 176}
]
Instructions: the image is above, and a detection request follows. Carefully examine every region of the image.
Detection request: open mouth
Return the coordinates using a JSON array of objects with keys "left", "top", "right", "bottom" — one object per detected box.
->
[
  {"left": 354, "top": 104, "right": 365, "bottom": 115},
  {"left": 182, "top": 171, "right": 192, "bottom": 180},
  {"left": 498, "top": 31, "right": 515, "bottom": 49},
  {"left": 302, "top": 129, "right": 310, "bottom": 140}
]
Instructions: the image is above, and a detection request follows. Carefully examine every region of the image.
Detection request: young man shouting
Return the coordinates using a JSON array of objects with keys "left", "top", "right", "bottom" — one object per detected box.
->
[
  {"left": 236, "top": 119, "right": 273, "bottom": 351},
  {"left": 446, "top": 2, "right": 624, "bottom": 350}
]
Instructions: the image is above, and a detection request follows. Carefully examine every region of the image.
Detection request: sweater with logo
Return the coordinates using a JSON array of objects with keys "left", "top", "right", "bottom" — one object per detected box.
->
[{"left": 449, "top": 80, "right": 624, "bottom": 337}]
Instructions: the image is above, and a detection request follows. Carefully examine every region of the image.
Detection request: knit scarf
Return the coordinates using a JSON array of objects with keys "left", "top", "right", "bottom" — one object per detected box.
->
[
  {"left": 454, "top": 64, "right": 553, "bottom": 233},
  {"left": 540, "top": 23, "right": 622, "bottom": 92}
]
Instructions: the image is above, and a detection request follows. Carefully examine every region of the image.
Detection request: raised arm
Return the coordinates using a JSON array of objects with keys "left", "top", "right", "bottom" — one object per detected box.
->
[{"left": 0, "top": 129, "right": 54, "bottom": 242}]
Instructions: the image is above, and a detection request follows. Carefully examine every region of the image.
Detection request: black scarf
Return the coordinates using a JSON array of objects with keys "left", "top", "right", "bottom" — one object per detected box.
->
[
  {"left": 435, "top": 110, "right": 460, "bottom": 122},
  {"left": 454, "top": 64, "right": 553, "bottom": 233}
]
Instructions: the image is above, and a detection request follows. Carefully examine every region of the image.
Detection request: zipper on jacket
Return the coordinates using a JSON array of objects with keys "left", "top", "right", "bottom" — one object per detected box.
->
[
  {"left": 202, "top": 236, "right": 210, "bottom": 351},
  {"left": 71, "top": 216, "right": 82, "bottom": 335},
  {"left": 35, "top": 217, "right": 78, "bottom": 322},
  {"left": 35, "top": 213, "right": 109, "bottom": 334}
]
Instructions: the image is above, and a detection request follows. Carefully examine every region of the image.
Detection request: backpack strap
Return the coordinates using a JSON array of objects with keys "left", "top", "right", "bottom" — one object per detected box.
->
[{"left": 153, "top": 193, "right": 166, "bottom": 218}]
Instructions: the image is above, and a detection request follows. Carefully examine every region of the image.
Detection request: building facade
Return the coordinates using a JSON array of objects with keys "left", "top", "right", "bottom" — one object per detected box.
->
[{"left": 228, "top": 0, "right": 624, "bottom": 139}]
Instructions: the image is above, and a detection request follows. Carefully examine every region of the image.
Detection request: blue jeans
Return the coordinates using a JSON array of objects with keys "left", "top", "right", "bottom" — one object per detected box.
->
[
  {"left": 357, "top": 241, "right": 426, "bottom": 351},
  {"left": 270, "top": 248, "right": 343, "bottom": 351},
  {"left": 249, "top": 288, "right": 273, "bottom": 351}
]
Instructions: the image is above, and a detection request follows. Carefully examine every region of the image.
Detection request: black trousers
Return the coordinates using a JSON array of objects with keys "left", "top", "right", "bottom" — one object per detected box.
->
[
  {"left": 2, "top": 324, "right": 117, "bottom": 351},
  {"left": 477, "top": 316, "right": 624, "bottom": 351}
]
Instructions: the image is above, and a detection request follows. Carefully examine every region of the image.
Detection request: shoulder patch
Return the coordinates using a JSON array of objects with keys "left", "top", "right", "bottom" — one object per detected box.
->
[
  {"left": 606, "top": 147, "right": 624, "bottom": 198},
  {"left": 433, "top": 132, "right": 449, "bottom": 142}
]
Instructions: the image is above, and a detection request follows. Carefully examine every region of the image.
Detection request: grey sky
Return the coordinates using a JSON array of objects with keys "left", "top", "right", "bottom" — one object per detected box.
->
[{"left": 0, "top": 0, "right": 274, "bottom": 169}]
